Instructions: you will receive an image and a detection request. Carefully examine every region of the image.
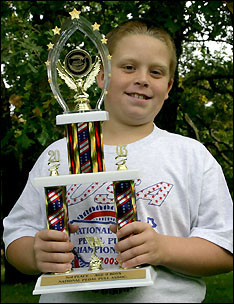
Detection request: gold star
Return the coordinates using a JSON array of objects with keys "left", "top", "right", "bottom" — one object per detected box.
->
[
  {"left": 107, "top": 54, "right": 112, "bottom": 60},
  {"left": 52, "top": 26, "right": 61, "bottom": 35},
  {"left": 69, "top": 8, "right": 81, "bottom": 20},
  {"left": 108, "top": 73, "right": 111, "bottom": 77},
  {"left": 45, "top": 60, "right": 50, "bottom": 66},
  {"left": 101, "top": 36, "right": 108, "bottom": 44},
  {"left": 104, "top": 90, "right": 108, "bottom": 95},
  {"left": 47, "top": 42, "right": 54, "bottom": 50},
  {"left": 92, "top": 22, "right": 100, "bottom": 31}
]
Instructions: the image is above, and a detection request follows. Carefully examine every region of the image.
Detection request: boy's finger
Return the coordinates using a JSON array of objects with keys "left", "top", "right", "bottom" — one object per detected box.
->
[
  {"left": 39, "top": 262, "right": 72, "bottom": 274},
  {"left": 69, "top": 223, "right": 79, "bottom": 233},
  {"left": 109, "top": 224, "right": 117, "bottom": 233},
  {"left": 42, "top": 240, "right": 74, "bottom": 253},
  {"left": 116, "top": 222, "right": 145, "bottom": 239},
  {"left": 37, "top": 230, "right": 69, "bottom": 242}
]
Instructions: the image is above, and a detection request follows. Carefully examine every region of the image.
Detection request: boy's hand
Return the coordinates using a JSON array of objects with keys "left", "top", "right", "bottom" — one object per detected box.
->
[
  {"left": 110, "top": 222, "right": 163, "bottom": 269},
  {"left": 33, "top": 223, "right": 79, "bottom": 273}
]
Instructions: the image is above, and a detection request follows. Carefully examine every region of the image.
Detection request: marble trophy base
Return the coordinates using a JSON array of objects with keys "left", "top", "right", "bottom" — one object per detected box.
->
[
  {"left": 56, "top": 110, "right": 109, "bottom": 125},
  {"left": 33, "top": 265, "right": 156, "bottom": 295},
  {"left": 33, "top": 169, "right": 140, "bottom": 188}
]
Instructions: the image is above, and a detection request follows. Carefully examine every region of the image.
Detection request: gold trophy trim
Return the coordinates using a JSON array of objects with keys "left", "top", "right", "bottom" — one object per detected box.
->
[
  {"left": 85, "top": 236, "right": 103, "bottom": 271},
  {"left": 64, "top": 49, "right": 92, "bottom": 77},
  {"left": 40, "top": 268, "right": 146, "bottom": 286},
  {"left": 56, "top": 52, "right": 101, "bottom": 111}
]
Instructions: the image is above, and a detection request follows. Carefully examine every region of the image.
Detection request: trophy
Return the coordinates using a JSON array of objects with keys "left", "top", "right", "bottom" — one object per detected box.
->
[{"left": 33, "top": 8, "right": 155, "bottom": 295}]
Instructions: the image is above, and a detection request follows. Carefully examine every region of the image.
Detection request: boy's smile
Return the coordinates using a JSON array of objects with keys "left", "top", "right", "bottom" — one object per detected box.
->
[
  {"left": 125, "top": 91, "right": 152, "bottom": 102},
  {"left": 102, "top": 34, "right": 173, "bottom": 128}
]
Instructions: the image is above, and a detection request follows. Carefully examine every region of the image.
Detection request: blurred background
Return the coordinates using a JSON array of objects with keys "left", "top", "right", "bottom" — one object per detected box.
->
[{"left": 1, "top": 1, "right": 233, "bottom": 302}]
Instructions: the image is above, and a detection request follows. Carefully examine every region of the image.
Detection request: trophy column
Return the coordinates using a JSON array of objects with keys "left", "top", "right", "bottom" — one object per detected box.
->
[
  {"left": 61, "top": 117, "right": 105, "bottom": 174},
  {"left": 45, "top": 150, "right": 69, "bottom": 236},
  {"left": 113, "top": 145, "right": 137, "bottom": 231}
]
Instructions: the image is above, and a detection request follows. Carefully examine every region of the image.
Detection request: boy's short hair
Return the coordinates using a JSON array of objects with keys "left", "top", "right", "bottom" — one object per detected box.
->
[{"left": 106, "top": 18, "right": 177, "bottom": 80}]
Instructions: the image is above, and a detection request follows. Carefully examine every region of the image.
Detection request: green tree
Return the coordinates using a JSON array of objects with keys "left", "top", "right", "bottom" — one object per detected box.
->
[{"left": 176, "top": 1, "right": 233, "bottom": 195}]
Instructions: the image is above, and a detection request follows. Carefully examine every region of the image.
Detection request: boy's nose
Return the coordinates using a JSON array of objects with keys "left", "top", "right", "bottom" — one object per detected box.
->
[
  {"left": 135, "top": 79, "right": 149, "bottom": 87},
  {"left": 134, "top": 71, "right": 149, "bottom": 87}
]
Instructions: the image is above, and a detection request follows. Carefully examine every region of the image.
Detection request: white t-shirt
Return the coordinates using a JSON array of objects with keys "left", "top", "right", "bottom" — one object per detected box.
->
[{"left": 3, "top": 125, "right": 233, "bottom": 303}]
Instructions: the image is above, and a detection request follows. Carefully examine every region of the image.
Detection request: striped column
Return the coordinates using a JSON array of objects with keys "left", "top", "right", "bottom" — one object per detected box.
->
[
  {"left": 65, "top": 121, "right": 105, "bottom": 174},
  {"left": 113, "top": 180, "right": 137, "bottom": 230},
  {"left": 45, "top": 186, "right": 69, "bottom": 234},
  {"left": 78, "top": 122, "right": 92, "bottom": 173}
]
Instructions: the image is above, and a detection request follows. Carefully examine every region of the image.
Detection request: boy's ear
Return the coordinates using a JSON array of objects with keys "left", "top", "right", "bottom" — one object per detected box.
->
[
  {"left": 165, "top": 78, "right": 174, "bottom": 100},
  {"left": 168, "top": 78, "right": 174, "bottom": 92},
  {"left": 96, "top": 66, "right": 105, "bottom": 89}
]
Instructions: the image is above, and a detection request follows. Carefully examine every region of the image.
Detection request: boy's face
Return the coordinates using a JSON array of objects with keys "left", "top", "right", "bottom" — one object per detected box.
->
[{"left": 98, "top": 34, "right": 173, "bottom": 127}]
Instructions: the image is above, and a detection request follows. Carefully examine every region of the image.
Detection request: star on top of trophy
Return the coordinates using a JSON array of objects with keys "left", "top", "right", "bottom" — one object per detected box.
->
[
  {"left": 52, "top": 26, "right": 61, "bottom": 35},
  {"left": 47, "top": 42, "right": 54, "bottom": 50},
  {"left": 101, "top": 36, "right": 108, "bottom": 44},
  {"left": 92, "top": 22, "right": 100, "bottom": 31},
  {"left": 45, "top": 60, "right": 50, "bottom": 66},
  {"left": 69, "top": 8, "right": 81, "bottom": 20}
]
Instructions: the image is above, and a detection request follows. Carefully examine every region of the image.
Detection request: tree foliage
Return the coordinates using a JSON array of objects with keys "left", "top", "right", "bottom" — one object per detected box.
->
[{"left": 1, "top": 0, "right": 233, "bottom": 196}]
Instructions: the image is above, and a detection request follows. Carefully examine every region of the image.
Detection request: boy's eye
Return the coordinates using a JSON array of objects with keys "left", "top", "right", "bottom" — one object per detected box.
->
[
  {"left": 151, "top": 70, "right": 161, "bottom": 76},
  {"left": 123, "top": 65, "right": 135, "bottom": 71}
]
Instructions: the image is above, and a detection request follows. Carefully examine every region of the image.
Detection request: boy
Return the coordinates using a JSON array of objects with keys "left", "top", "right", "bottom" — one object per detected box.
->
[{"left": 3, "top": 19, "right": 233, "bottom": 303}]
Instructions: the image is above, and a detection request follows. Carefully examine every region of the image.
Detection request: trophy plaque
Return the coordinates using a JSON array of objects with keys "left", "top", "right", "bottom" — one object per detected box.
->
[{"left": 33, "top": 8, "right": 155, "bottom": 295}]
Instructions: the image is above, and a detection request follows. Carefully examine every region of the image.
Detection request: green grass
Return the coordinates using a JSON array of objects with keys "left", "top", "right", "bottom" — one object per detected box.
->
[
  {"left": 1, "top": 272, "right": 233, "bottom": 303},
  {"left": 1, "top": 282, "right": 40, "bottom": 303},
  {"left": 202, "top": 272, "right": 233, "bottom": 303}
]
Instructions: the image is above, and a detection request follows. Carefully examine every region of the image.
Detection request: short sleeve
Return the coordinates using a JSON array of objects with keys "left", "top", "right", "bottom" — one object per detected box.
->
[
  {"left": 3, "top": 174, "right": 47, "bottom": 253},
  {"left": 190, "top": 152, "right": 233, "bottom": 254}
]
